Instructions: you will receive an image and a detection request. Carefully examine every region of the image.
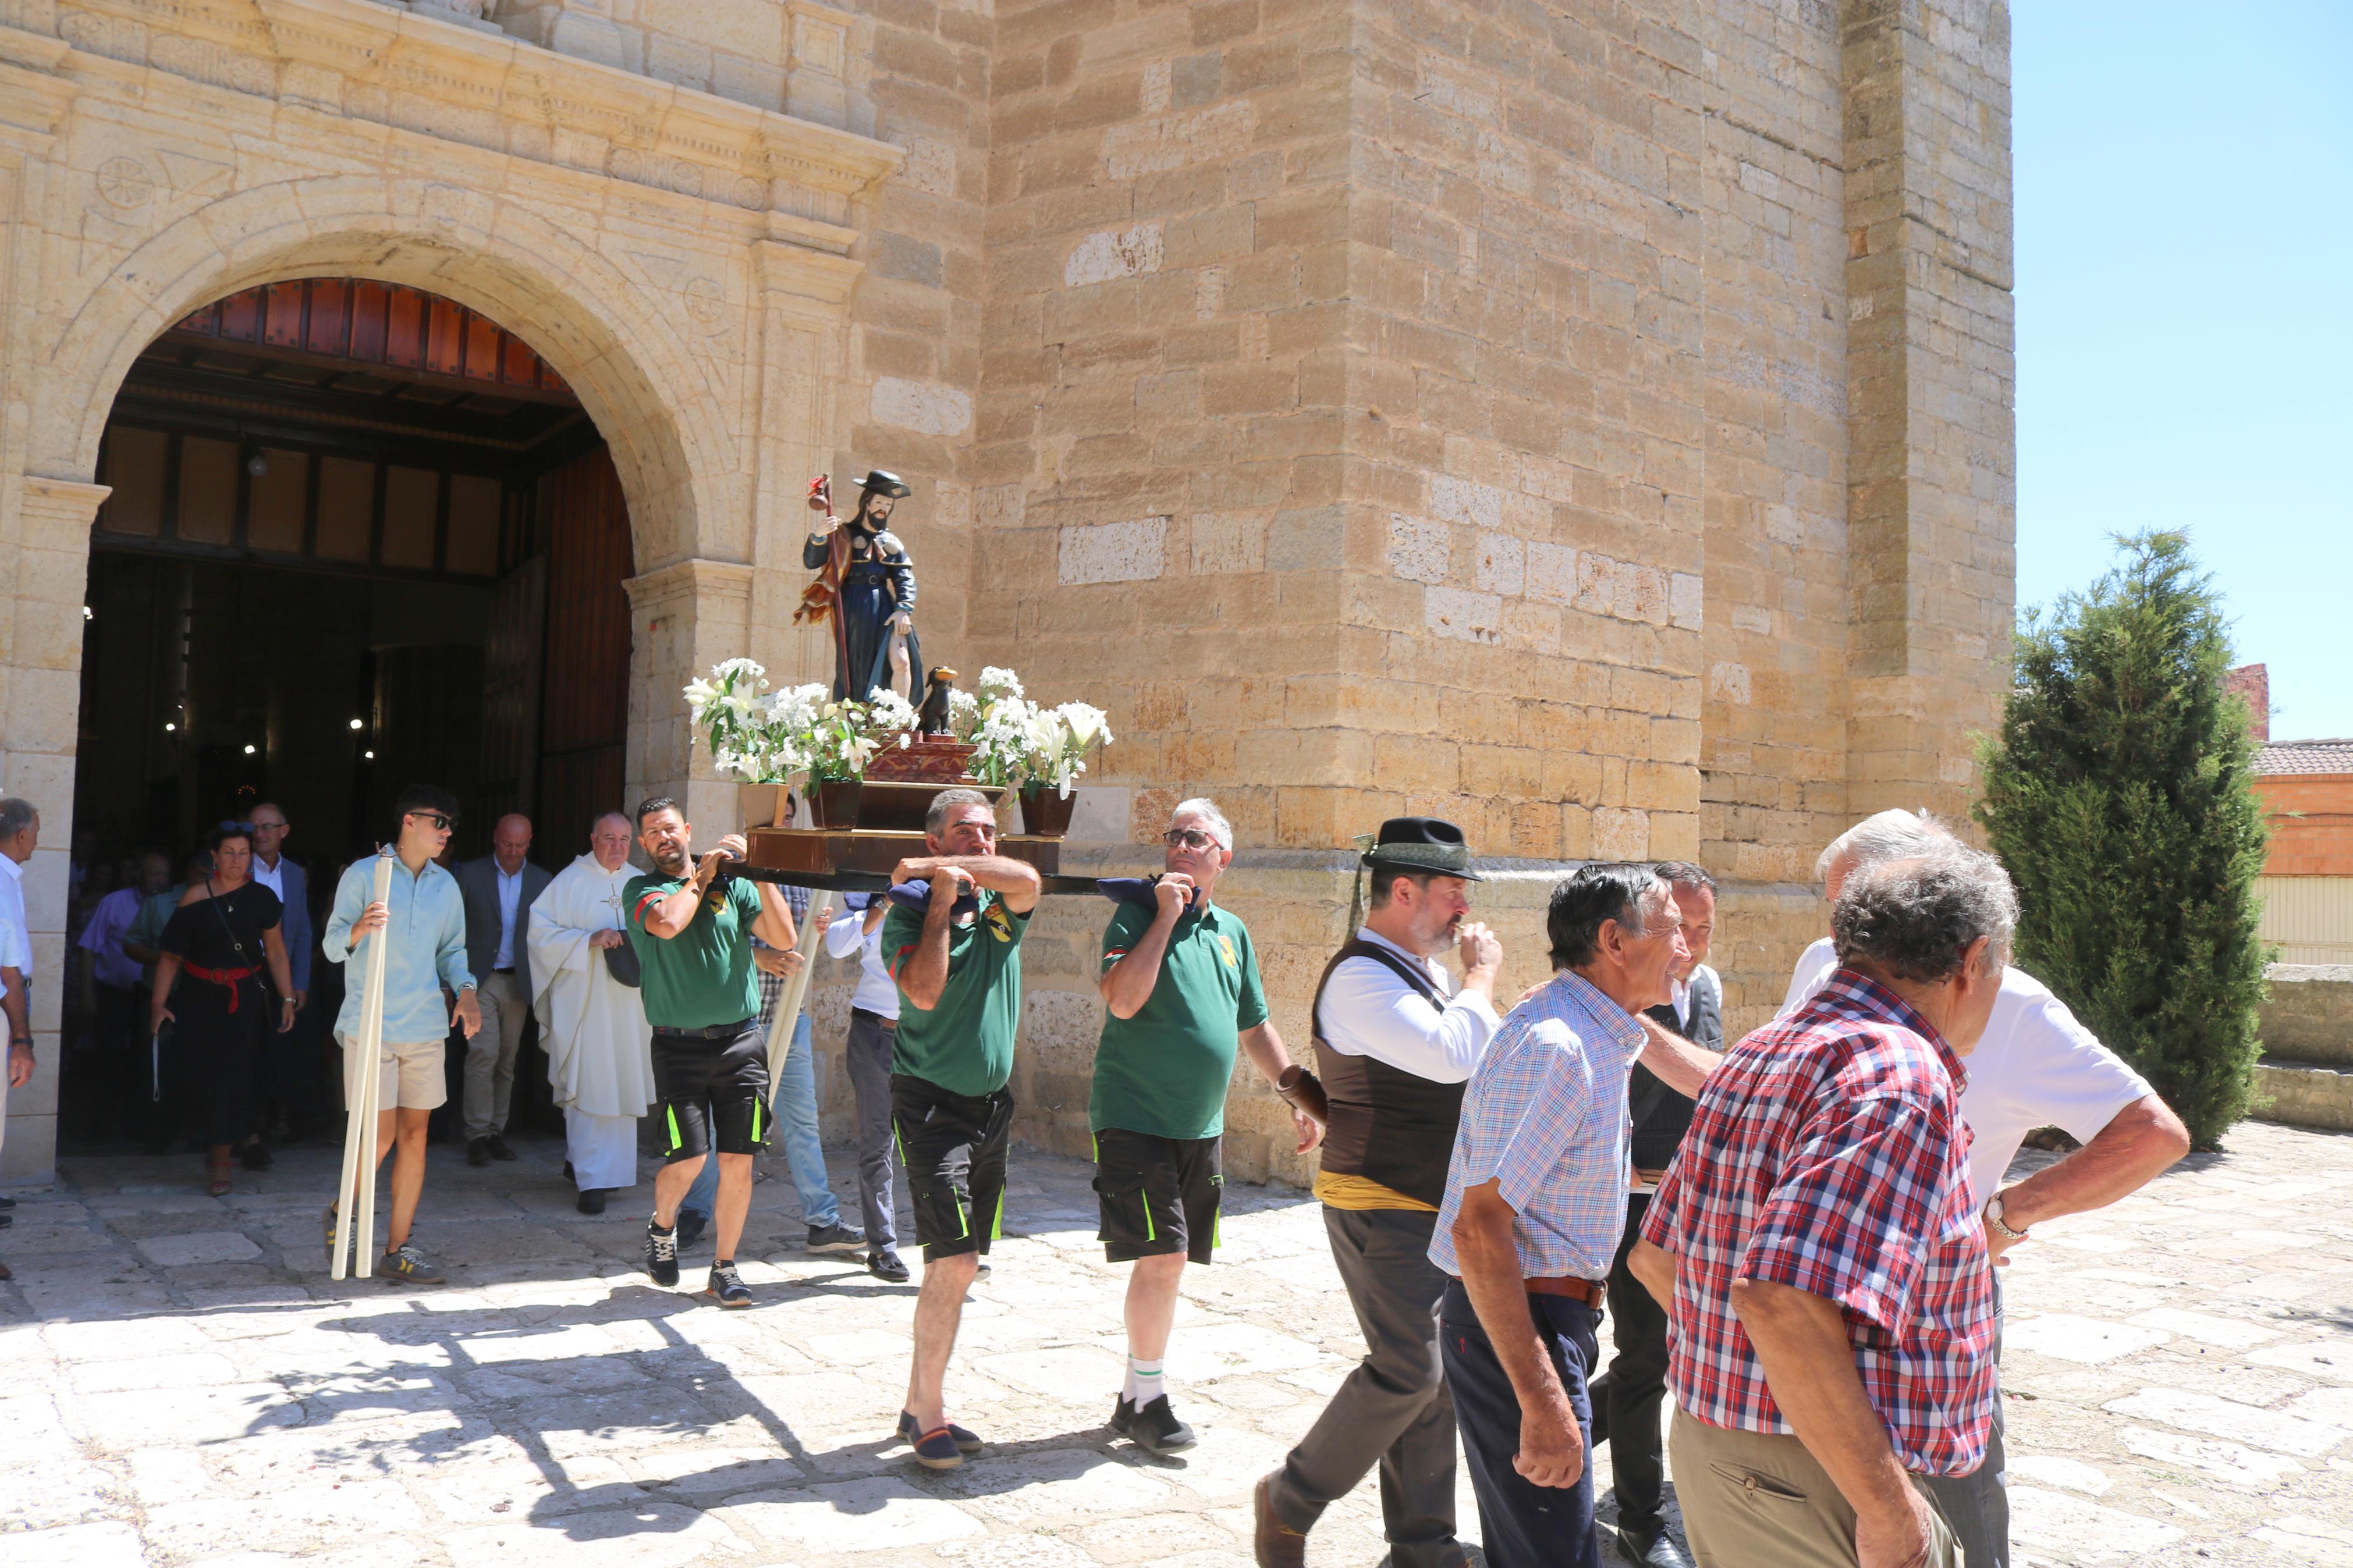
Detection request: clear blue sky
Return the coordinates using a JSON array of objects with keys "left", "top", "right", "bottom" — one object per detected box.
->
[{"left": 2014, "top": 4, "right": 2353, "bottom": 741}]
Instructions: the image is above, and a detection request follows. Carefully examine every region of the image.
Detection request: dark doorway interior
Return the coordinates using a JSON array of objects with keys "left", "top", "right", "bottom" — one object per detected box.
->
[{"left": 65, "top": 278, "right": 636, "bottom": 1153}]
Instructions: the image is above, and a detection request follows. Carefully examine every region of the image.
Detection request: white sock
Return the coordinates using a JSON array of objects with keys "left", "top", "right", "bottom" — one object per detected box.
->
[{"left": 1125, "top": 1355, "right": 1165, "bottom": 1407}]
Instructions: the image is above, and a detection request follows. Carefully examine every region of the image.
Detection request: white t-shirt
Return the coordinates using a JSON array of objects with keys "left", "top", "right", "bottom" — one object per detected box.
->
[
  {"left": 824, "top": 897, "right": 901, "bottom": 1020},
  {"left": 1779, "top": 936, "right": 2154, "bottom": 1207}
]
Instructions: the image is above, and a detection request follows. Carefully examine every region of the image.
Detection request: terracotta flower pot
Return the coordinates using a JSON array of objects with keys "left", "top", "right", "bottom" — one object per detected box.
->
[
  {"left": 809, "top": 778, "right": 864, "bottom": 830},
  {"left": 1018, "top": 783, "right": 1076, "bottom": 838}
]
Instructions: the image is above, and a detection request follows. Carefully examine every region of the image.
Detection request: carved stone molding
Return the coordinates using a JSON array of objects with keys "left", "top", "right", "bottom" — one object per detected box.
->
[{"left": 31, "top": 0, "right": 902, "bottom": 219}]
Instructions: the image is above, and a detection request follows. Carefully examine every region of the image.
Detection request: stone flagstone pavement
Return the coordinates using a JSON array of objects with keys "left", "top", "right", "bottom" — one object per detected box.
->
[{"left": 3, "top": 1121, "right": 2351, "bottom": 1566}]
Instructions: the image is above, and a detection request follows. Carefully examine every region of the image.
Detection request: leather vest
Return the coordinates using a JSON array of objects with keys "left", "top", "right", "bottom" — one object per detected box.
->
[{"left": 1311, "top": 938, "right": 1467, "bottom": 1208}]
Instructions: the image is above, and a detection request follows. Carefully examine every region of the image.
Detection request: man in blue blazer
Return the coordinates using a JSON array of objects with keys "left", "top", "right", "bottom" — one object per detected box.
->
[
  {"left": 249, "top": 804, "right": 315, "bottom": 1151},
  {"left": 456, "top": 815, "right": 552, "bottom": 1164}
]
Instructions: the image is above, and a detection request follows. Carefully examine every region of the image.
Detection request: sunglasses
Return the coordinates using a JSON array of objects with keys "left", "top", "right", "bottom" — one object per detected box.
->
[
  {"left": 217, "top": 820, "right": 255, "bottom": 835},
  {"left": 407, "top": 812, "right": 456, "bottom": 831},
  {"left": 1162, "top": 828, "right": 1223, "bottom": 851}
]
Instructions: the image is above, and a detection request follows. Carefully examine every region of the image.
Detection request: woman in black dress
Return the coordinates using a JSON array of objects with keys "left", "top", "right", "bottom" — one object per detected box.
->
[{"left": 150, "top": 823, "right": 296, "bottom": 1194}]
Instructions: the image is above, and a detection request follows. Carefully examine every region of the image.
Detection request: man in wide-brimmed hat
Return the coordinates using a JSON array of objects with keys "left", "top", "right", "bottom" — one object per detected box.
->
[
  {"left": 1255, "top": 817, "right": 1504, "bottom": 1568},
  {"left": 801, "top": 467, "right": 920, "bottom": 702}
]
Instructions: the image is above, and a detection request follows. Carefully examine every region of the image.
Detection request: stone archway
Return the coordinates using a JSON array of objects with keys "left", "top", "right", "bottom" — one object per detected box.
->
[{"left": 27, "top": 175, "right": 733, "bottom": 574}]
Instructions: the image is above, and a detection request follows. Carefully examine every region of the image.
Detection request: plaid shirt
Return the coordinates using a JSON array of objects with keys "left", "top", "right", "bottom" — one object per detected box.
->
[
  {"left": 1639, "top": 970, "right": 1996, "bottom": 1477},
  {"left": 1428, "top": 969, "right": 1647, "bottom": 1281}
]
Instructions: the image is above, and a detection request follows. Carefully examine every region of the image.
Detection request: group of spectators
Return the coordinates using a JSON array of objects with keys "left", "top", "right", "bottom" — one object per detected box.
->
[{"left": 1244, "top": 810, "right": 2190, "bottom": 1568}]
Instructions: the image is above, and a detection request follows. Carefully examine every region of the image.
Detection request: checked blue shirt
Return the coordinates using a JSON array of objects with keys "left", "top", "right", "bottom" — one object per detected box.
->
[{"left": 1428, "top": 968, "right": 1648, "bottom": 1282}]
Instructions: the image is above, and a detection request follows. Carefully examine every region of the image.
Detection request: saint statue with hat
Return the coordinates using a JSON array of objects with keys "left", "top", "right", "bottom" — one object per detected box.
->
[{"left": 796, "top": 468, "right": 922, "bottom": 703}]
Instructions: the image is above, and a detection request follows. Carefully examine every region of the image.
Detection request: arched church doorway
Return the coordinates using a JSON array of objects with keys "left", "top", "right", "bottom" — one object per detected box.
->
[{"left": 65, "top": 278, "right": 635, "bottom": 1149}]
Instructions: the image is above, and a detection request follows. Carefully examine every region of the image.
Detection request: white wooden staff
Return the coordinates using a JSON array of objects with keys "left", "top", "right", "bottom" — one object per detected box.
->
[
  {"left": 332, "top": 847, "right": 396, "bottom": 1281},
  {"left": 766, "top": 888, "right": 834, "bottom": 1088}
]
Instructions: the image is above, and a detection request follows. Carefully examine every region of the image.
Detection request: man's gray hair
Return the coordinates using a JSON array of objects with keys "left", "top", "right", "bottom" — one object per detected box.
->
[
  {"left": 1832, "top": 849, "right": 2018, "bottom": 983},
  {"left": 1170, "top": 797, "right": 1233, "bottom": 849},
  {"left": 0, "top": 798, "right": 34, "bottom": 841},
  {"left": 927, "top": 786, "right": 994, "bottom": 837},
  {"left": 1813, "top": 807, "right": 1955, "bottom": 883}
]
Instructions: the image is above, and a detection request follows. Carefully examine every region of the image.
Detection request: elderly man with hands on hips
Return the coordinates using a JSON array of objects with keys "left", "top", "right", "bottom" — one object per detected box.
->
[{"left": 1774, "top": 809, "right": 2191, "bottom": 1568}]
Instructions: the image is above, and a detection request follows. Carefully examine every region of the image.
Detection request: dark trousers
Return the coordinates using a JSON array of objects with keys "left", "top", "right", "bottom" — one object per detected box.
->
[
  {"left": 842, "top": 1010, "right": 898, "bottom": 1251},
  {"left": 1591, "top": 1191, "right": 1670, "bottom": 1530},
  {"left": 1919, "top": 1270, "right": 2008, "bottom": 1567},
  {"left": 1269, "top": 1206, "right": 1463, "bottom": 1567},
  {"left": 1440, "top": 1277, "right": 1601, "bottom": 1568}
]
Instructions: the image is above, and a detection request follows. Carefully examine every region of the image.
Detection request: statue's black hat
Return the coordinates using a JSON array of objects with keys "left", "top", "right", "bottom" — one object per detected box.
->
[
  {"left": 1359, "top": 816, "right": 1484, "bottom": 880},
  {"left": 858, "top": 468, "right": 913, "bottom": 499}
]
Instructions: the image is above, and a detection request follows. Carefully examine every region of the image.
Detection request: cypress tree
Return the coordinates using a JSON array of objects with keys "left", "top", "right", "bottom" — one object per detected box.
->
[{"left": 1974, "top": 529, "right": 2270, "bottom": 1149}]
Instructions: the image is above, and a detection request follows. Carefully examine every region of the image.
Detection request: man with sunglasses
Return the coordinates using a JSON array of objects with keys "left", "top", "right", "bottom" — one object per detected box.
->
[
  {"left": 1092, "top": 799, "right": 1321, "bottom": 1456},
  {"left": 321, "top": 785, "right": 482, "bottom": 1284}
]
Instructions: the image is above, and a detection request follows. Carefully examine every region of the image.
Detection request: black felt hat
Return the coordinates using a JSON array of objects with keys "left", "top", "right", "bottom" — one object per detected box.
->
[
  {"left": 858, "top": 468, "right": 913, "bottom": 499},
  {"left": 1359, "top": 816, "right": 1484, "bottom": 880}
]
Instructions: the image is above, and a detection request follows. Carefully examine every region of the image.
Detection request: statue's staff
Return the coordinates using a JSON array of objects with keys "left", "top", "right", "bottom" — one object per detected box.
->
[
  {"left": 793, "top": 474, "right": 856, "bottom": 695},
  {"left": 331, "top": 846, "right": 396, "bottom": 1280}
]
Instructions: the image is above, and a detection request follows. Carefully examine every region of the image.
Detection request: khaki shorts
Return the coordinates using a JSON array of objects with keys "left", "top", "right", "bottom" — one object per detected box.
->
[
  {"left": 1671, "top": 1406, "right": 1961, "bottom": 1568},
  {"left": 338, "top": 1033, "right": 448, "bottom": 1112}
]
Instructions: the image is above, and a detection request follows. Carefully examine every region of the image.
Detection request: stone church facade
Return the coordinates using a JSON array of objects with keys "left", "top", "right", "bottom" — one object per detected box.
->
[{"left": 0, "top": 0, "right": 2013, "bottom": 1179}]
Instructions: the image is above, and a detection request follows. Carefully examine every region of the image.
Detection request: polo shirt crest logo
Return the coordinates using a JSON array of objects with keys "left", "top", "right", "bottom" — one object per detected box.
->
[
  {"left": 984, "top": 902, "right": 1014, "bottom": 943},
  {"left": 1216, "top": 933, "right": 1238, "bottom": 969}
]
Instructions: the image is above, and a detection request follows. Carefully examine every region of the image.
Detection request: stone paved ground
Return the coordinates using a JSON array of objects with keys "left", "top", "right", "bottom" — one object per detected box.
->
[{"left": 2, "top": 1121, "right": 2351, "bottom": 1567}]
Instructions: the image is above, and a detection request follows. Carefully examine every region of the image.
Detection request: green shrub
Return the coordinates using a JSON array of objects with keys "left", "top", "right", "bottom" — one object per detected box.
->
[{"left": 1975, "top": 530, "right": 2270, "bottom": 1148}]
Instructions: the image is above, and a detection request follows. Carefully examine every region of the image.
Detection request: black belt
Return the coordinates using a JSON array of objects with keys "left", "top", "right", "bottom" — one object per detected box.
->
[
  {"left": 851, "top": 1007, "right": 897, "bottom": 1030},
  {"left": 493, "top": 966, "right": 515, "bottom": 975},
  {"left": 652, "top": 1017, "right": 755, "bottom": 1040}
]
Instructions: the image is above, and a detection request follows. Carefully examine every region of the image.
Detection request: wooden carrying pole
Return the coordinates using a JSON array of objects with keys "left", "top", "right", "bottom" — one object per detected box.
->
[
  {"left": 332, "top": 847, "right": 396, "bottom": 1281},
  {"left": 766, "top": 888, "right": 834, "bottom": 1087}
]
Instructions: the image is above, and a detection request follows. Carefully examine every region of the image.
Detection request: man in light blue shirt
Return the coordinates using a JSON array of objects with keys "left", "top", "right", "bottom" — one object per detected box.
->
[
  {"left": 1429, "top": 864, "right": 1716, "bottom": 1568},
  {"left": 321, "top": 784, "right": 481, "bottom": 1285}
]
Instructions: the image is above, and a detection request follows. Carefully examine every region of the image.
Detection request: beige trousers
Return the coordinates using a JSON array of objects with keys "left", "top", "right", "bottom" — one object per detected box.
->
[{"left": 1671, "top": 1406, "right": 1963, "bottom": 1568}]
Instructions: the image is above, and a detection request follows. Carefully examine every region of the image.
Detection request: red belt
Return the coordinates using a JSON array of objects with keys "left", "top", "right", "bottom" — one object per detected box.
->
[
  {"left": 1525, "top": 1275, "right": 1607, "bottom": 1309},
  {"left": 183, "top": 962, "right": 259, "bottom": 1011}
]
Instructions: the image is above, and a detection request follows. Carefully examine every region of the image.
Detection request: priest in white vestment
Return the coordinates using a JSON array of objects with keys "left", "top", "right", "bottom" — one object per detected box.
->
[{"left": 528, "top": 814, "right": 654, "bottom": 1214}]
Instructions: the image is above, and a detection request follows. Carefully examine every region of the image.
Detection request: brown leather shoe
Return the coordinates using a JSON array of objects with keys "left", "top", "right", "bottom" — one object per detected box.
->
[
  {"left": 1254, "top": 1472, "right": 1307, "bottom": 1568},
  {"left": 0, "top": 1258, "right": 13, "bottom": 1281}
]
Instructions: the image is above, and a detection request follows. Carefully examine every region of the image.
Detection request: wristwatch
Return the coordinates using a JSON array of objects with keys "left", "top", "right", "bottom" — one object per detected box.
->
[{"left": 1983, "top": 1192, "right": 2029, "bottom": 1243}]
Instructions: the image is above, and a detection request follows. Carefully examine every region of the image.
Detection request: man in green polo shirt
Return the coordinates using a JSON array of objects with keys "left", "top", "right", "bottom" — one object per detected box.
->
[
  {"left": 624, "top": 796, "right": 798, "bottom": 1309},
  {"left": 880, "top": 787, "right": 1042, "bottom": 1471},
  {"left": 1094, "top": 798, "right": 1322, "bottom": 1456}
]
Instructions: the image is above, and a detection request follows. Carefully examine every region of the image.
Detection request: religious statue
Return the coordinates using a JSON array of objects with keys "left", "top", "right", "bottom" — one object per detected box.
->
[{"left": 794, "top": 468, "right": 919, "bottom": 702}]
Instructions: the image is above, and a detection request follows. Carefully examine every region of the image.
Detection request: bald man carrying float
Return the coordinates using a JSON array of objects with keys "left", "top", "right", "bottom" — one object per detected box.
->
[{"left": 458, "top": 814, "right": 553, "bottom": 1165}]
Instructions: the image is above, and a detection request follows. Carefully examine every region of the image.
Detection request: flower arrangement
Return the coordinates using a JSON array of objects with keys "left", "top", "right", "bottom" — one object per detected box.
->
[
  {"left": 686, "top": 660, "right": 1110, "bottom": 795},
  {"left": 950, "top": 667, "right": 1115, "bottom": 795},
  {"left": 684, "top": 662, "right": 916, "bottom": 785}
]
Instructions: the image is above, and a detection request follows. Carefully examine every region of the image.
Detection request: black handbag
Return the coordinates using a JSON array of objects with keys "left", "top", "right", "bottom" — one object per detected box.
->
[{"left": 602, "top": 937, "right": 641, "bottom": 989}]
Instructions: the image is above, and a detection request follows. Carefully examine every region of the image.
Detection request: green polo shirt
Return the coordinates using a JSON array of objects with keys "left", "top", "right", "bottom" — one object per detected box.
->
[
  {"left": 624, "top": 873, "right": 764, "bottom": 1031},
  {"left": 882, "top": 889, "right": 1031, "bottom": 1097},
  {"left": 1090, "top": 899, "right": 1269, "bottom": 1140}
]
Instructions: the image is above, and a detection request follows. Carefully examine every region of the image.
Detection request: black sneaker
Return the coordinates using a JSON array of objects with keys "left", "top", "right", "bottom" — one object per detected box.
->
[
  {"left": 467, "top": 1136, "right": 494, "bottom": 1167},
  {"left": 807, "top": 1221, "right": 867, "bottom": 1254},
  {"left": 675, "top": 1210, "right": 708, "bottom": 1253},
  {"left": 708, "top": 1260, "right": 752, "bottom": 1308},
  {"left": 486, "top": 1133, "right": 517, "bottom": 1161},
  {"left": 867, "top": 1249, "right": 910, "bottom": 1283},
  {"left": 576, "top": 1189, "right": 607, "bottom": 1215},
  {"left": 645, "top": 1220, "right": 680, "bottom": 1287},
  {"left": 1116, "top": 1393, "right": 1195, "bottom": 1455}
]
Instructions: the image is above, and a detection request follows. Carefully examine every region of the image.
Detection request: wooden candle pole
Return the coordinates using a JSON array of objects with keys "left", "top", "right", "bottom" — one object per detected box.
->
[{"left": 333, "top": 847, "right": 395, "bottom": 1281}]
